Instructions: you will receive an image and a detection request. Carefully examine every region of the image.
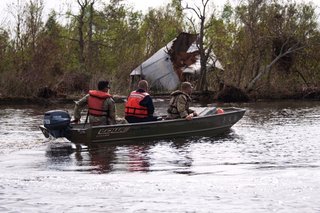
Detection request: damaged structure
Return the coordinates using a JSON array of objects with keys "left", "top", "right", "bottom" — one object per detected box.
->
[{"left": 130, "top": 32, "right": 223, "bottom": 92}]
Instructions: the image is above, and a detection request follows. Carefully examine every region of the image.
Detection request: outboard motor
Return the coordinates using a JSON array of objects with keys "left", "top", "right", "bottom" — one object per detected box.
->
[{"left": 43, "top": 110, "right": 71, "bottom": 138}]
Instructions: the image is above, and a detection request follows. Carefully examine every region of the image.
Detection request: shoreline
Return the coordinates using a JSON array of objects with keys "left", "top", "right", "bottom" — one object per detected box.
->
[
  {"left": 0, "top": 95, "right": 127, "bottom": 106},
  {"left": 0, "top": 93, "right": 319, "bottom": 107}
]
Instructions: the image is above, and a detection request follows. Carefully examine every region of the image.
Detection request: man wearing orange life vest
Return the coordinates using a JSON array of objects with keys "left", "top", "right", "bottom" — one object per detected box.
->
[
  {"left": 125, "top": 80, "right": 160, "bottom": 123},
  {"left": 73, "top": 80, "right": 116, "bottom": 125}
]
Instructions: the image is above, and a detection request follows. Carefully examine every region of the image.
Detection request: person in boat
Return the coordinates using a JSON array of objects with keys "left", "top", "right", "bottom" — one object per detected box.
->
[
  {"left": 73, "top": 80, "right": 116, "bottom": 125},
  {"left": 167, "top": 82, "right": 198, "bottom": 120},
  {"left": 125, "top": 80, "right": 160, "bottom": 123}
]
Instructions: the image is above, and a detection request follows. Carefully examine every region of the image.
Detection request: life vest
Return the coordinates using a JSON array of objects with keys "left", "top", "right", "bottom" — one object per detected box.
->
[
  {"left": 167, "top": 91, "right": 191, "bottom": 116},
  {"left": 88, "top": 90, "right": 112, "bottom": 116},
  {"left": 125, "top": 91, "right": 149, "bottom": 118}
]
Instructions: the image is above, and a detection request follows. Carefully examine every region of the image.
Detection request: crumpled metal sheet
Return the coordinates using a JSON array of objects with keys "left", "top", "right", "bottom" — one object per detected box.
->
[{"left": 130, "top": 32, "right": 223, "bottom": 91}]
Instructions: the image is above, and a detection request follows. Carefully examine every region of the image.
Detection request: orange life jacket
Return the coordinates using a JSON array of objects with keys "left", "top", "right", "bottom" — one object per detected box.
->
[
  {"left": 125, "top": 91, "right": 149, "bottom": 118},
  {"left": 88, "top": 90, "right": 112, "bottom": 116}
]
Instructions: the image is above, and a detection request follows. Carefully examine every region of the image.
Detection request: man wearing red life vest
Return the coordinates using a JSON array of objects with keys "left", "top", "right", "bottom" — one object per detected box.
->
[
  {"left": 125, "top": 80, "right": 160, "bottom": 123},
  {"left": 73, "top": 80, "right": 116, "bottom": 125}
]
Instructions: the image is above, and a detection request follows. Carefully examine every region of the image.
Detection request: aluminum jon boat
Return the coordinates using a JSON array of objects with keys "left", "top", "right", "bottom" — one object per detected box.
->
[{"left": 39, "top": 107, "right": 246, "bottom": 145}]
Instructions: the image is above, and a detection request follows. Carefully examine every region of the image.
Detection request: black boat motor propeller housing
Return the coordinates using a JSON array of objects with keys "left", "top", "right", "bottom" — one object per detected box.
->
[{"left": 43, "top": 110, "right": 71, "bottom": 138}]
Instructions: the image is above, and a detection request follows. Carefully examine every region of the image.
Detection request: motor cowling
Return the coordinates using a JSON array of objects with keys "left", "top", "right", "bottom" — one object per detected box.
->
[{"left": 44, "top": 110, "right": 71, "bottom": 138}]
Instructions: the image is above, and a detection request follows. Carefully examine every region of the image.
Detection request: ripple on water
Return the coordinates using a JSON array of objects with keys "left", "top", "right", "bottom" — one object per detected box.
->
[
  {"left": 0, "top": 102, "right": 320, "bottom": 212},
  {"left": 0, "top": 108, "right": 50, "bottom": 154}
]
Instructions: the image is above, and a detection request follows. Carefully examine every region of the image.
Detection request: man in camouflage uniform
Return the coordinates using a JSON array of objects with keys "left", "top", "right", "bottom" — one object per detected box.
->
[
  {"left": 73, "top": 80, "right": 116, "bottom": 125},
  {"left": 167, "top": 82, "right": 198, "bottom": 120}
]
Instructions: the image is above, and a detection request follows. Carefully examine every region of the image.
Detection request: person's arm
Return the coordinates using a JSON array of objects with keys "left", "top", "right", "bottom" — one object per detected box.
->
[
  {"left": 73, "top": 94, "right": 89, "bottom": 122},
  {"left": 176, "top": 95, "right": 189, "bottom": 118},
  {"left": 105, "top": 98, "right": 116, "bottom": 125},
  {"left": 140, "top": 95, "right": 154, "bottom": 116},
  {"left": 177, "top": 95, "right": 196, "bottom": 120}
]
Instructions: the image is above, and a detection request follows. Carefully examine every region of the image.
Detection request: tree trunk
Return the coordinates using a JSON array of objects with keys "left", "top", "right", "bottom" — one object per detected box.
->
[
  {"left": 196, "top": 15, "right": 206, "bottom": 91},
  {"left": 245, "top": 52, "right": 287, "bottom": 92},
  {"left": 77, "top": 0, "right": 88, "bottom": 72},
  {"left": 87, "top": 2, "right": 94, "bottom": 72}
]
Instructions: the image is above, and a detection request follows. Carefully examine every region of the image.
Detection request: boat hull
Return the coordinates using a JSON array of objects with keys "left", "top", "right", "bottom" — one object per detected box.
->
[{"left": 40, "top": 107, "right": 245, "bottom": 145}]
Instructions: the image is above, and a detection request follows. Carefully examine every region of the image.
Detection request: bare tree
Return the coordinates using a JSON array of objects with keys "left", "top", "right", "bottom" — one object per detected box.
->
[
  {"left": 245, "top": 39, "right": 304, "bottom": 92},
  {"left": 241, "top": 0, "right": 316, "bottom": 93},
  {"left": 87, "top": 1, "right": 95, "bottom": 71},
  {"left": 25, "top": 0, "right": 44, "bottom": 53},
  {"left": 77, "top": 0, "right": 89, "bottom": 71},
  {"left": 9, "top": 0, "right": 25, "bottom": 51},
  {"left": 75, "top": 0, "right": 97, "bottom": 72},
  {"left": 181, "top": 0, "right": 216, "bottom": 91}
]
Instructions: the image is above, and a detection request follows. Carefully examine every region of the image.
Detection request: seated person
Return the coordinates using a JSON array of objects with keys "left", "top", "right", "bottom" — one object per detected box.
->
[
  {"left": 125, "top": 80, "right": 160, "bottom": 123},
  {"left": 73, "top": 80, "right": 116, "bottom": 125},
  {"left": 167, "top": 82, "right": 198, "bottom": 120}
]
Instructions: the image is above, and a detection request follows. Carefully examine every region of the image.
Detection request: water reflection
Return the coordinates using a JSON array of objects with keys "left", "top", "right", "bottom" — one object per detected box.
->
[
  {"left": 1, "top": 101, "right": 320, "bottom": 212},
  {"left": 45, "top": 142, "right": 74, "bottom": 170},
  {"left": 45, "top": 141, "right": 153, "bottom": 174},
  {"left": 44, "top": 132, "right": 241, "bottom": 174},
  {"left": 114, "top": 145, "right": 151, "bottom": 173}
]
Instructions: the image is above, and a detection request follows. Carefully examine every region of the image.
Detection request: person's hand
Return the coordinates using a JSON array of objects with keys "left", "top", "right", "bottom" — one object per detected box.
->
[
  {"left": 186, "top": 113, "right": 193, "bottom": 120},
  {"left": 71, "top": 119, "right": 80, "bottom": 124}
]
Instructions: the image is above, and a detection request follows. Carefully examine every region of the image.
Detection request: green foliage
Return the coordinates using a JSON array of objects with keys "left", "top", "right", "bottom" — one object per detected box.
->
[
  {"left": 0, "top": 0, "right": 319, "bottom": 98},
  {"left": 216, "top": 0, "right": 320, "bottom": 94},
  {"left": 0, "top": 29, "right": 10, "bottom": 74},
  {"left": 141, "top": 4, "right": 184, "bottom": 56}
]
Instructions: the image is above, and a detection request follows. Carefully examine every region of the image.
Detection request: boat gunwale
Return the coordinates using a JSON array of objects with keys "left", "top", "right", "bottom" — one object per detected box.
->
[{"left": 71, "top": 107, "right": 246, "bottom": 130}]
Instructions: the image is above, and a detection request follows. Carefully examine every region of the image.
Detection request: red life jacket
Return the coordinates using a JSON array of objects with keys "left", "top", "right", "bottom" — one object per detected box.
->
[
  {"left": 88, "top": 90, "right": 112, "bottom": 116},
  {"left": 125, "top": 91, "right": 149, "bottom": 118}
]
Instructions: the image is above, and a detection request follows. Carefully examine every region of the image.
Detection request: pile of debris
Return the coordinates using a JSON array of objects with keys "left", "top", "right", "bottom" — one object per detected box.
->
[{"left": 130, "top": 32, "right": 223, "bottom": 92}]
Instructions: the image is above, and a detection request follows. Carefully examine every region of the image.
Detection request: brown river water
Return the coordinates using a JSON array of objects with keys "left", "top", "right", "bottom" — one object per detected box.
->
[{"left": 0, "top": 100, "right": 319, "bottom": 212}]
